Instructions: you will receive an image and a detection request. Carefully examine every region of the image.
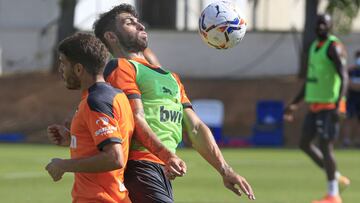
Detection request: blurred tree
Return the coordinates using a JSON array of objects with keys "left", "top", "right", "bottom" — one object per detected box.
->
[
  {"left": 51, "top": 0, "right": 77, "bottom": 73},
  {"left": 327, "top": 0, "right": 360, "bottom": 34},
  {"left": 299, "top": 0, "right": 360, "bottom": 78},
  {"left": 299, "top": 0, "right": 318, "bottom": 78}
]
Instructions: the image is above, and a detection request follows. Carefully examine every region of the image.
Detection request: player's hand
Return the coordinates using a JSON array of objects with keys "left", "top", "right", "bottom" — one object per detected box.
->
[
  {"left": 164, "top": 153, "right": 187, "bottom": 180},
  {"left": 222, "top": 167, "right": 255, "bottom": 200},
  {"left": 283, "top": 104, "right": 297, "bottom": 122},
  {"left": 47, "top": 124, "right": 70, "bottom": 146},
  {"left": 335, "top": 98, "right": 347, "bottom": 120},
  {"left": 334, "top": 108, "right": 345, "bottom": 121},
  {"left": 45, "top": 158, "right": 65, "bottom": 182}
]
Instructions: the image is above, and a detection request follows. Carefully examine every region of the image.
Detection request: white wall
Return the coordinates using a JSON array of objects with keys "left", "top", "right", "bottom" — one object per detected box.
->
[
  {"left": 0, "top": 0, "right": 58, "bottom": 74},
  {"left": 0, "top": 0, "right": 359, "bottom": 76},
  {"left": 74, "top": 0, "right": 135, "bottom": 30},
  {"left": 182, "top": 0, "right": 360, "bottom": 32},
  {"left": 148, "top": 31, "right": 360, "bottom": 79},
  {"left": 255, "top": 0, "right": 304, "bottom": 31}
]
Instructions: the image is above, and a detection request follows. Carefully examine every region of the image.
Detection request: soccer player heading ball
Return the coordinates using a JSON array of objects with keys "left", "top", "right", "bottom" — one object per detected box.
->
[{"left": 93, "top": 3, "right": 255, "bottom": 202}]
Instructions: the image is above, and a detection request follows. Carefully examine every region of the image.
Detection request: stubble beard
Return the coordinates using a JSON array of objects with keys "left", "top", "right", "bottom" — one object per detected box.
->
[
  {"left": 115, "top": 30, "right": 147, "bottom": 53},
  {"left": 65, "top": 70, "right": 81, "bottom": 90}
]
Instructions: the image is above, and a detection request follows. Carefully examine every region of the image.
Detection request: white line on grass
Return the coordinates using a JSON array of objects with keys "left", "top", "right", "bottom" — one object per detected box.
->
[{"left": 0, "top": 171, "right": 46, "bottom": 179}]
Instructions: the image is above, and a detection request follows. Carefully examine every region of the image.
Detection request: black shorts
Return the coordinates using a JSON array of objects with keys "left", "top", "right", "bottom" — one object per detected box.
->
[
  {"left": 302, "top": 109, "right": 339, "bottom": 140},
  {"left": 124, "top": 160, "right": 173, "bottom": 203}
]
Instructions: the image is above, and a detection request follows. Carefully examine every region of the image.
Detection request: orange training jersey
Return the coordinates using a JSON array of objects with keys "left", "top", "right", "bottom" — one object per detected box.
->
[
  {"left": 70, "top": 82, "right": 134, "bottom": 203},
  {"left": 104, "top": 57, "right": 191, "bottom": 164}
]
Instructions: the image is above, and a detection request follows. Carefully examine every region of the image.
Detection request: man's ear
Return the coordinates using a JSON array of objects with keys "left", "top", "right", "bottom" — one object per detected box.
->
[
  {"left": 73, "top": 63, "right": 84, "bottom": 77},
  {"left": 104, "top": 31, "right": 118, "bottom": 44}
]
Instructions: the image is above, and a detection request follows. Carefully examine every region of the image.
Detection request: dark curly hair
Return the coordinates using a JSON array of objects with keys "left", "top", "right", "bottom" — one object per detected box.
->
[
  {"left": 58, "top": 32, "right": 109, "bottom": 77},
  {"left": 93, "top": 4, "right": 138, "bottom": 46}
]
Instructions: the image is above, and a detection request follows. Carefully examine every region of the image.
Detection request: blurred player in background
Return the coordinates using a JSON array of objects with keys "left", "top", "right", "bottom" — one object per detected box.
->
[
  {"left": 284, "top": 14, "right": 350, "bottom": 203},
  {"left": 94, "top": 3, "right": 255, "bottom": 203},
  {"left": 342, "top": 50, "right": 360, "bottom": 147},
  {"left": 45, "top": 33, "right": 134, "bottom": 203}
]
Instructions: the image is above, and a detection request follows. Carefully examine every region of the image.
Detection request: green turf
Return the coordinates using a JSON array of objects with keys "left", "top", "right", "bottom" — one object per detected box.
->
[{"left": 0, "top": 144, "right": 358, "bottom": 203}]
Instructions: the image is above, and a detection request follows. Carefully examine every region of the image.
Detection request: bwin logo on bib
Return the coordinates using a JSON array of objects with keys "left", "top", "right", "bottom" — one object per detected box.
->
[{"left": 160, "top": 106, "right": 182, "bottom": 123}]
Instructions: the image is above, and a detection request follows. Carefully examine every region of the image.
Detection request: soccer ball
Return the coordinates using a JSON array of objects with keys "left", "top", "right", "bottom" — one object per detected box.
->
[{"left": 198, "top": 1, "right": 247, "bottom": 49}]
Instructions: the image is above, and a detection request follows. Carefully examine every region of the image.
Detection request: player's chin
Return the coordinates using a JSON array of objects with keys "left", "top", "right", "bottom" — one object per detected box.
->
[
  {"left": 138, "top": 41, "right": 148, "bottom": 51},
  {"left": 139, "top": 38, "right": 147, "bottom": 47}
]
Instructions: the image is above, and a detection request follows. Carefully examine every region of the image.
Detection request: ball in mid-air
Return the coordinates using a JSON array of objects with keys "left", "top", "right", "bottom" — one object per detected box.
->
[{"left": 198, "top": 1, "right": 247, "bottom": 49}]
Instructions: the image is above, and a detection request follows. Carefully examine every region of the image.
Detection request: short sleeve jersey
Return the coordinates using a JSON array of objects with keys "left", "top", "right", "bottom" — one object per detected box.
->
[
  {"left": 104, "top": 57, "right": 191, "bottom": 164},
  {"left": 104, "top": 57, "right": 191, "bottom": 106},
  {"left": 70, "top": 82, "right": 134, "bottom": 203}
]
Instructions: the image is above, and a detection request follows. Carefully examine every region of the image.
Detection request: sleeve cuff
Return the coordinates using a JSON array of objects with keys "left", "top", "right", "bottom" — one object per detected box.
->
[
  {"left": 97, "top": 137, "right": 122, "bottom": 151},
  {"left": 127, "top": 94, "right": 141, "bottom": 99},
  {"left": 182, "top": 102, "right": 192, "bottom": 109}
]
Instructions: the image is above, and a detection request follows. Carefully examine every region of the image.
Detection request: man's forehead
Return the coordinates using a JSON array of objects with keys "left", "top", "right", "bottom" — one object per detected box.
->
[{"left": 117, "top": 12, "right": 137, "bottom": 20}]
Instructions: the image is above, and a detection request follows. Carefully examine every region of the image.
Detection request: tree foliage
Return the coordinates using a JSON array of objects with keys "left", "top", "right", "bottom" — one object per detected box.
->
[
  {"left": 326, "top": 0, "right": 360, "bottom": 34},
  {"left": 299, "top": 0, "right": 360, "bottom": 77}
]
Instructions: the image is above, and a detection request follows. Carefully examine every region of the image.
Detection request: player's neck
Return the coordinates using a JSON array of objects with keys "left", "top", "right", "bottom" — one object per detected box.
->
[
  {"left": 317, "top": 34, "right": 329, "bottom": 42},
  {"left": 127, "top": 52, "right": 145, "bottom": 60},
  {"left": 111, "top": 46, "right": 145, "bottom": 59},
  {"left": 80, "top": 75, "right": 105, "bottom": 91}
]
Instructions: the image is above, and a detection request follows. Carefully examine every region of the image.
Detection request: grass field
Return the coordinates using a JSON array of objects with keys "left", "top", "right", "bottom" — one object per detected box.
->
[{"left": 0, "top": 144, "right": 358, "bottom": 203}]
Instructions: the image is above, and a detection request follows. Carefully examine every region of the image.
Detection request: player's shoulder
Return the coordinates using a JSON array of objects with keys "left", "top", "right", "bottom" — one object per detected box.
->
[
  {"left": 104, "top": 58, "right": 134, "bottom": 79},
  {"left": 329, "top": 36, "right": 344, "bottom": 48},
  {"left": 86, "top": 83, "right": 123, "bottom": 117},
  {"left": 330, "top": 40, "right": 344, "bottom": 49},
  {"left": 328, "top": 37, "right": 347, "bottom": 57},
  {"left": 171, "top": 72, "right": 185, "bottom": 85},
  {"left": 170, "top": 71, "right": 181, "bottom": 80},
  {"left": 104, "top": 59, "right": 119, "bottom": 79}
]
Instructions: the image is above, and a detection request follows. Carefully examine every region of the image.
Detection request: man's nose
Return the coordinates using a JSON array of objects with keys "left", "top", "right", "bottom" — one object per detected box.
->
[{"left": 137, "top": 22, "right": 145, "bottom": 31}]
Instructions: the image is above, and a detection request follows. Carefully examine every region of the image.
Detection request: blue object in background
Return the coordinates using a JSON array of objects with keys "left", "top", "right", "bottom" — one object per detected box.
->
[
  {"left": 209, "top": 126, "right": 222, "bottom": 143},
  {"left": 252, "top": 100, "right": 284, "bottom": 146},
  {"left": 192, "top": 99, "right": 224, "bottom": 144},
  {"left": 0, "top": 133, "right": 25, "bottom": 143}
]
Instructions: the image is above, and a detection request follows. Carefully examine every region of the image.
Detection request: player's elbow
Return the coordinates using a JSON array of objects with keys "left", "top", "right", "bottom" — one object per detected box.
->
[
  {"left": 110, "top": 150, "right": 125, "bottom": 169},
  {"left": 195, "top": 121, "right": 211, "bottom": 134},
  {"left": 188, "top": 121, "right": 210, "bottom": 142},
  {"left": 112, "top": 157, "right": 125, "bottom": 169},
  {"left": 103, "top": 145, "right": 125, "bottom": 169},
  {"left": 133, "top": 112, "right": 147, "bottom": 125}
]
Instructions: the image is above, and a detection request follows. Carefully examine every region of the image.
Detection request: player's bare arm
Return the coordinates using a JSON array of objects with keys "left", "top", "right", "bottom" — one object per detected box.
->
[
  {"left": 129, "top": 98, "right": 187, "bottom": 179},
  {"left": 328, "top": 41, "right": 349, "bottom": 110},
  {"left": 182, "top": 108, "right": 255, "bottom": 200},
  {"left": 284, "top": 81, "right": 305, "bottom": 122},
  {"left": 45, "top": 142, "right": 124, "bottom": 181}
]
